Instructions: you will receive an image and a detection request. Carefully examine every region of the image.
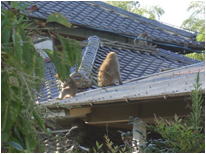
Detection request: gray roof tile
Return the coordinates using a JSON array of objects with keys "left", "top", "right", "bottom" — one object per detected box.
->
[
  {"left": 35, "top": 39, "right": 199, "bottom": 103},
  {"left": 13, "top": 1, "right": 204, "bottom": 51}
]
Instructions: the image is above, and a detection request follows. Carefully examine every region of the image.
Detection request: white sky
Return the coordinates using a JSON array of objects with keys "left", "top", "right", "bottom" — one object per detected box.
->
[{"left": 134, "top": 0, "right": 194, "bottom": 27}]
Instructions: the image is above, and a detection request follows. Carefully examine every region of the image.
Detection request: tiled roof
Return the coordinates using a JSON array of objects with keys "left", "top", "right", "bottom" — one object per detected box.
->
[
  {"left": 40, "top": 61, "right": 205, "bottom": 107},
  {"left": 17, "top": 1, "right": 204, "bottom": 51},
  {"left": 36, "top": 36, "right": 199, "bottom": 103},
  {"left": 1, "top": 1, "right": 10, "bottom": 9},
  {"left": 35, "top": 62, "right": 59, "bottom": 103},
  {"left": 91, "top": 45, "right": 198, "bottom": 82}
]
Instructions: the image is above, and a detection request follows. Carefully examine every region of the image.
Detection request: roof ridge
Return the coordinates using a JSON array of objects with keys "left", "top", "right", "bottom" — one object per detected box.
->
[
  {"left": 100, "top": 37, "right": 199, "bottom": 64},
  {"left": 123, "top": 61, "right": 204, "bottom": 83},
  {"left": 89, "top": 1, "right": 196, "bottom": 38},
  {"left": 158, "top": 48, "right": 199, "bottom": 64}
]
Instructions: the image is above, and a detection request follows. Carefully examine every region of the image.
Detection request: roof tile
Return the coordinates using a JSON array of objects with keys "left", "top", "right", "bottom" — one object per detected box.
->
[{"left": 16, "top": 1, "right": 204, "bottom": 51}]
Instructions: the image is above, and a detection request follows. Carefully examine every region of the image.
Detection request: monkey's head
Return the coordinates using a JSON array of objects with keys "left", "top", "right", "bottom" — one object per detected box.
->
[{"left": 106, "top": 52, "right": 117, "bottom": 60}]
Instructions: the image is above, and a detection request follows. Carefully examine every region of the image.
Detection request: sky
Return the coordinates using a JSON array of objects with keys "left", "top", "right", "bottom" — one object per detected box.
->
[{"left": 137, "top": 0, "right": 193, "bottom": 28}]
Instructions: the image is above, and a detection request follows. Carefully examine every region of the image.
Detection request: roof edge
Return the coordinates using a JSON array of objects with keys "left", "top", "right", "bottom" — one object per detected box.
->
[
  {"left": 38, "top": 62, "right": 205, "bottom": 108},
  {"left": 90, "top": 1, "right": 196, "bottom": 38}
]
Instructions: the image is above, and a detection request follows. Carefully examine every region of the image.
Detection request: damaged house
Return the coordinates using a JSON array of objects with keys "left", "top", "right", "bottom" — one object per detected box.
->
[{"left": 3, "top": 1, "right": 205, "bottom": 152}]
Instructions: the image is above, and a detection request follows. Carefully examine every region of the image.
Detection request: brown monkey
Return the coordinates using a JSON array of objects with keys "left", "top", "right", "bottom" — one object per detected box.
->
[
  {"left": 98, "top": 52, "right": 122, "bottom": 87},
  {"left": 134, "top": 32, "right": 150, "bottom": 47},
  {"left": 58, "top": 77, "right": 77, "bottom": 99},
  {"left": 70, "top": 71, "right": 92, "bottom": 89},
  {"left": 134, "top": 32, "right": 157, "bottom": 50}
]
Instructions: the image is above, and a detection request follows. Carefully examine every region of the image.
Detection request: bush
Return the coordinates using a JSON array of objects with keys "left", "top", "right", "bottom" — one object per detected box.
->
[
  {"left": 143, "top": 72, "right": 204, "bottom": 153},
  {"left": 2, "top": 4, "right": 45, "bottom": 152}
]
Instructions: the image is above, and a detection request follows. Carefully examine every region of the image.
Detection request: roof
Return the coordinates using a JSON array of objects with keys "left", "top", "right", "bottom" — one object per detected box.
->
[
  {"left": 35, "top": 36, "right": 199, "bottom": 103},
  {"left": 40, "top": 61, "right": 205, "bottom": 108},
  {"left": 91, "top": 38, "right": 198, "bottom": 82},
  {"left": 12, "top": 1, "right": 204, "bottom": 52}
]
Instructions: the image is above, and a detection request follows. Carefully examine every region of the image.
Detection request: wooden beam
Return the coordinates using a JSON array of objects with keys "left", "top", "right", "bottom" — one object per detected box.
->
[
  {"left": 47, "top": 23, "right": 130, "bottom": 43},
  {"left": 69, "top": 107, "right": 91, "bottom": 118},
  {"left": 84, "top": 96, "right": 191, "bottom": 124}
]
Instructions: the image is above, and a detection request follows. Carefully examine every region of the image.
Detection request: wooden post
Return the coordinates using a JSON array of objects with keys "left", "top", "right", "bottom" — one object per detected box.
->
[{"left": 132, "top": 117, "right": 146, "bottom": 153}]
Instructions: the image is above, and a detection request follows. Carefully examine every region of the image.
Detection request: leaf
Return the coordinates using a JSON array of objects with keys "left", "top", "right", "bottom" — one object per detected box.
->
[
  {"left": 47, "top": 13, "right": 72, "bottom": 28},
  {"left": 32, "top": 111, "right": 45, "bottom": 130},
  {"left": 9, "top": 141, "right": 24, "bottom": 151},
  {"left": 2, "top": 9, "right": 45, "bottom": 152}
]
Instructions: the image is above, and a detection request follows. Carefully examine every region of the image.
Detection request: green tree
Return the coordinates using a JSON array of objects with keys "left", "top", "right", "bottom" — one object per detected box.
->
[
  {"left": 182, "top": 1, "right": 205, "bottom": 61},
  {"left": 2, "top": 5, "right": 45, "bottom": 152},
  {"left": 44, "top": 13, "right": 82, "bottom": 81},
  {"left": 106, "top": 1, "right": 134, "bottom": 11},
  {"left": 1, "top": 2, "right": 81, "bottom": 152},
  {"left": 182, "top": 1, "right": 205, "bottom": 42},
  {"left": 106, "top": 1, "right": 165, "bottom": 20}
]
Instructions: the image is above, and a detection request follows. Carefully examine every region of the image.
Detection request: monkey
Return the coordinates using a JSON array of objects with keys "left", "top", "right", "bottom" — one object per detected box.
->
[
  {"left": 97, "top": 52, "right": 122, "bottom": 87},
  {"left": 134, "top": 32, "right": 150, "bottom": 47},
  {"left": 134, "top": 32, "right": 155, "bottom": 47},
  {"left": 70, "top": 71, "right": 92, "bottom": 89},
  {"left": 58, "top": 77, "right": 77, "bottom": 99},
  {"left": 134, "top": 32, "right": 157, "bottom": 50}
]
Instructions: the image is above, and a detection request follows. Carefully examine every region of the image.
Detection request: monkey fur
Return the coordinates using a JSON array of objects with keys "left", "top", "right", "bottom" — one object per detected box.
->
[
  {"left": 98, "top": 52, "right": 122, "bottom": 87},
  {"left": 134, "top": 32, "right": 150, "bottom": 46},
  {"left": 58, "top": 77, "right": 77, "bottom": 99},
  {"left": 70, "top": 71, "right": 92, "bottom": 89}
]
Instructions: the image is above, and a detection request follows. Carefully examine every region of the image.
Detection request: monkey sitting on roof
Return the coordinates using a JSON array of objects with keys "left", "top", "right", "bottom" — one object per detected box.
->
[
  {"left": 134, "top": 32, "right": 156, "bottom": 49},
  {"left": 98, "top": 52, "right": 122, "bottom": 87},
  {"left": 58, "top": 77, "right": 77, "bottom": 99}
]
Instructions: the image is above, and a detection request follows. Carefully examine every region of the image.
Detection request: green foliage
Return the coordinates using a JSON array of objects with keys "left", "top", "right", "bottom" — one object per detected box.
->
[
  {"left": 47, "top": 13, "right": 72, "bottom": 28},
  {"left": 181, "top": 1, "right": 205, "bottom": 61},
  {"left": 182, "top": 1, "right": 205, "bottom": 42},
  {"left": 106, "top": 1, "right": 165, "bottom": 20},
  {"left": 90, "top": 135, "right": 130, "bottom": 153},
  {"left": 45, "top": 35, "right": 81, "bottom": 81},
  {"left": 105, "top": 135, "right": 130, "bottom": 153},
  {"left": 92, "top": 141, "right": 104, "bottom": 153},
  {"left": 185, "top": 52, "right": 205, "bottom": 61},
  {"left": 189, "top": 72, "right": 204, "bottom": 130},
  {"left": 133, "top": 5, "right": 165, "bottom": 20},
  {"left": 10, "top": 1, "right": 29, "bottom": 10},
  {"left": 46, "top": 11, "right": 81, "bottom": 81},
  {"left": 144, "top": 73, "right": 204, "bottom": 153},
  {"left": 106, "top": 1, "right": 135, "bottom": 11},
  {"left": 2, "top": 6, "right": 45, "bottom": 153}
]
